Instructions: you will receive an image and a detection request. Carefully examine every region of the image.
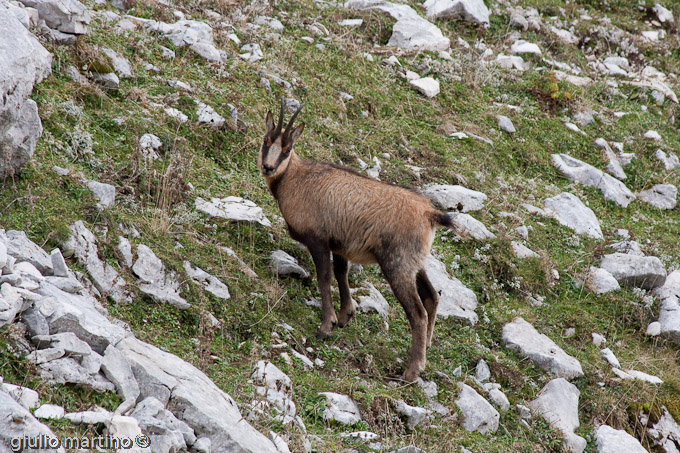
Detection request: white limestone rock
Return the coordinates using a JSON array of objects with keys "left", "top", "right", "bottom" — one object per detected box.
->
[
  {"left": 18, "top": 0, "right": 90, "bottom": 34},
  {"left": 62, "top": 221, "right": 131, "bottom": 304},
  {"left": 101, "top": 345, "right": 140, "bottom": 415},
  {"left": 655, "top": 271, "right": 680, "bottom": 345},
  {"left": 423, "top": 0, "right": 490, "bottom": 25},
  {"left": 195, "top": 196, "right": 271, "bottom": 226},
  {"left": 595, "top": 425, "right": 647, "bottom": 453},
  {"left": 612, "top": 368, "right": 663, "bottom": 384},
  {"left": 448, "top": 213, "right": 496, "bottom": 240},
  {"left": 487, "top": 388, "right": 510, "bottom": 413},
  {"left": 144, "top": 18, "right": 222, "bottom": 63},
  {"left": 393, "top": 400, "right": 430, "bottom": 430},
  {"left": 183, "top": 261, "right": 231, "bottom": 299},
  {"left": 600, "top": 253, "right": 666, "bottom": 290},
  {"left": 495, "top": 54, "right": 528, "bottom": 71},
  {"left": 345, "top": 0, "right": 450, "bottom": 51},
  {"left": 319, "top": 392, "right": 362, "bottom": 425},
  {"left": 594, "top": 138, "right": 626, "bottom": 180},
  {"left": 502, "top": 317, "right": 584, "bottom": 379},
  {"left": 510, "top": 40, "right": 541, "bottom": 55},
  {"left": 356, "top": 282, "right": 389, "bottom": 318},
  {"left": 410, "top": 77, "right": 440, "bottom": 97},
  {"left": 35, "top": 404, "right": 65, "bottom": 420},
  {"left": 425, "top": 255, "right": 477, "bottom": 325},
  {"left": 496, "top": 115, "right": 515, "bottom": 133},
  {"left": 421, "top": 184, "right": 487, "bottom": 212},
  {"left": 0, "top": 7, "right": 51, "bottom": 180},
  {"left": 654, "top": 149, "right": 680, "bottom": 170},
  {"left": 130, "top": 397, "right": 196, "bottom": 453},
  {"left": 118, "top": 336, "right": 280, "bottom": 452},
  {"left": 544, "top": 192, "right": 603, "bottom": 239},
  {"left": 552, "top": 154, "right": 635, "bottom": 208},
  {"left": 1, "top": 383, "right": 39, "bottom": 410},
  {"left": 653, "top": 3, "right": 674, "bottom": 23},
  {"left": 528, "top": 378, "right": 586, "bottom": 453},
  {"left": 36, "top": 281, "right": 129, "bottom": 353},
  {"left": 252, "top": 361, "right": 296, "bottom": 424},
  {"left": 132, "top": 244, "right": 189, "bottom": 309},
  {"left": 86, "top": 180, "right": 116, "bottom": 210},
  {"left": 196, "top": 101, "right": 225, "bottom": 129},
  {"left": 646, "top": 321, "right": 661, "bottom": 336},
  {"left": 585, "top": 267, "right": 620, "bottom": 295},
  {"left": 139, "top": 133, "right": 162, "bottom": 160},
  {"left": 2, "top": 230, "right": 53, "bottom": 274},
  {"left": 101, "top": 47, "right": 133, "bottom": 78},
  {"left": 638, "top": 184, "right": 677, "bottom": 210},
  {"left": 0, "top": 283, "right": 24, "bottom": 328},
  {"left": 65, "top": 407, "right": 113, "bottom": 425},
  {"left": 600, "top": 348, "right": 620, "bottom": 368},
  {"left": 0, "top": 390, "right": 65, "bottom": 452},
  {"left": 511, "top": 241, "right": 539, "bottom": 259},
  {"left": 455, "top": 383, "right": 499, "bottom": 434},
  {"left": 270, "top": 250, "right": 309, "bottom": 278}
]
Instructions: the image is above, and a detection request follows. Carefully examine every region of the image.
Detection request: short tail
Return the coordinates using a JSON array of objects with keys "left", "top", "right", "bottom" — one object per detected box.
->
[
  {"left": 433, "top": 212, "right": 455, "bottom": 229},
  {"left": 431, "top": 211, "right": 470, "bottom": 239}
]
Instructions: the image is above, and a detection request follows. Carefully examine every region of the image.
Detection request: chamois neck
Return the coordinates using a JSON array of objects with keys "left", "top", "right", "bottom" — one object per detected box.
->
[{"left": 265, "top": 150, "right": 301, "bottom": 200}]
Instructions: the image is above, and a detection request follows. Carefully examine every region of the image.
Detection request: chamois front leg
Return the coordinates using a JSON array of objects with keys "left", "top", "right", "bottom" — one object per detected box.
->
[
  {"left": 333, "top": 253, "right": 356, "bottom": 328},
  {"left": 308, "top": 244, "right": 337, "bottom": 339}
]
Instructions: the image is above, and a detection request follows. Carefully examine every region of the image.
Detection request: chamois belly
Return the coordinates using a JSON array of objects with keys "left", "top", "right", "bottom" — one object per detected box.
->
[{"left": 333, "top": 247, "right": 377, "bottom": 265}]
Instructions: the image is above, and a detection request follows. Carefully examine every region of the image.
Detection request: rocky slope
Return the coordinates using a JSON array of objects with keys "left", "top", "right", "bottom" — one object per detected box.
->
[{"left": 1, "top": 0, "right": 680, "bottom": 451}]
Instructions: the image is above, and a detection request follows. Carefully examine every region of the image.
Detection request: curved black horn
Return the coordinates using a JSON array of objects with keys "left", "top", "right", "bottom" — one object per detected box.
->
[
  {"left": 276, "top": 97, "right": 285, "bottom": 133},
  {"left": 284, "top": 103, "right": 305, "bottom": 138}
]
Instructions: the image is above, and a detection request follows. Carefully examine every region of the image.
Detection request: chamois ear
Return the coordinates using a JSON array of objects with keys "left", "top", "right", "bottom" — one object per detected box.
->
[
  {"left": 288, "top": 122, "right": 305, "bottom": 145},
  {"left": 265, "top": 111, "right": 275, "bottom": 133}
]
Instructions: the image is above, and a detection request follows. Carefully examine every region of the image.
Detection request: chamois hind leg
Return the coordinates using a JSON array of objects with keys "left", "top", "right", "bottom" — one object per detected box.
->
[
  {"left": 380, "top": 262, "right": 428, "bottom": 383},
  {"left": 416, "top": 269, "right": 439, "bottom": 348},
  {"left": 308, "top": 243, "right": 337, "bottom": 339},
  {"left": 333, "top": 253, "right": 356, "bottom": 328}
]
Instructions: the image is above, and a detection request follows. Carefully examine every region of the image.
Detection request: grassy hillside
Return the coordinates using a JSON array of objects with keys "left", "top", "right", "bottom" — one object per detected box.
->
[{"left": 2, "top": 0, "right": 680, "bottom": 451}]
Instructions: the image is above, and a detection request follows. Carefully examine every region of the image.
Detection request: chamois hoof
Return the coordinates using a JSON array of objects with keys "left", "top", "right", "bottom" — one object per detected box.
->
[
  {"left": 337, "top": 310, "right": 355, "bottom": 328},
  {"left": 315, "top": 329, "right": 332, "bottom": 340},
  {"left": 401, "top": 369, "right": 420, "bottom": 383}
]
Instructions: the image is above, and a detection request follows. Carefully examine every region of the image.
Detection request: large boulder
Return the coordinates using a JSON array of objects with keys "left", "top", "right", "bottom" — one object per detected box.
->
[
  {"left": 502, "top": 317, "right": 584, "bottom": 379},
  {"left": 0, "top": 389, "right": 65, "bottom": 452},
  {"left": 425, "top": 255, "right": 478, "bottom": 325},
  {"left": 345, "top": 0, "right": 450, "bottom": 51},
  {"left": 544, "top": 192, "right": 603, "bottom": 239},
  {"left": 423, "top": 0, "right": 490, "bottom": 25},
  {"left": 17, "top": 0, "right": 90, "bottom": 34},
  {"left": 599, "top": 253, "right": 667, "bottom": 290},
  {"left": 529, "top": 379, "right": 586, "bottom": 453},
  {"left": 455, "top": 383, "right": 499, "bottom": 434},
  {"left": 594, "top": 425, "right": 646, "bottom": 453},
  {"left": 552, "top": 154, "right": 635, "bottom": 208},
  {"left": 0, "top": 5, "right": 52, "bottom": 179}
]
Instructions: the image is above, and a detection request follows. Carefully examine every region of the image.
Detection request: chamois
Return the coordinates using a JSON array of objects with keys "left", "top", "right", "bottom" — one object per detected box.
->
[{"left": 258, "top": 100, "right": 458, "bottom": 382}]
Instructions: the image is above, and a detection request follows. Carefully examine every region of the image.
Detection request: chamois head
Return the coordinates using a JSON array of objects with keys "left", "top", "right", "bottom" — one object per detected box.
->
[{"left": 258, "top": 99, "right": 305, "bottom": 178}]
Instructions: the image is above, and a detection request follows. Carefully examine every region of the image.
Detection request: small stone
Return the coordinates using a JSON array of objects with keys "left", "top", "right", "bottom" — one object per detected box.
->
[
  {"left": 595, "top": 425, "right": 647, "bottom": 453},
  {"left": 496, "top": 115, "right": 515, "bottom": 133},
  {"left": 646, "top": 322, "right": 661, "bottom": 336},
  {"left": 271, "top": 250, "right": 309, "bottom": 278},
  {"left": 455, "top": 383, "right": 500, "bottom": 434},
  {"left": 638, "top": 184, "right": 677, "bottom": 210},
  {"left": 510, "top": 40, "right": 541, "bottom": 55},
  {"left": 592, "top": 333, "right": 606, "bottom": 347},
  {"left": 50, "top": 249, "right": 69, "bottom": 278},
  {"left": 600, "top": 348, "right": 620, "bottom": 368},
  {"left": 644, "top": 130, "right": 662, "bottom": 141},
  {"left": 34, "top": 404, "right": 65, "bottom": 420},
  {"left": 319, "top": 392, "right": 362, "bottom": 425},
  {"left": 476, "top": 359, "right": 491, "bottom": 382},
  {"left": 410, "top": 77, "right": 440, "bottom": 98}
]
